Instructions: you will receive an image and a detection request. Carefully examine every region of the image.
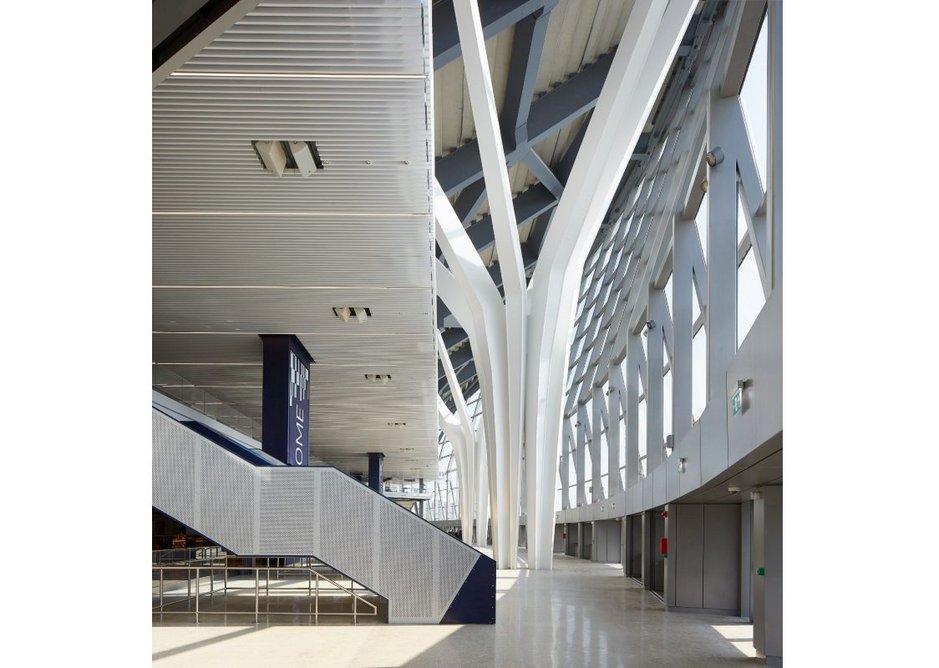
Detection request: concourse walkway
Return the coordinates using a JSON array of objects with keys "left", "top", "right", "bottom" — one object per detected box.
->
[{"left": 152, "top": 549, "right": 758, "bottom": 667}]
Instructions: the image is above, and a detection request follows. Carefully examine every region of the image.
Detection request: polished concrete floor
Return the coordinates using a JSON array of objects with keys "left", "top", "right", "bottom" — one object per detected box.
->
[{"left": 152, "top": 550, "right": 759, "bottom": 667}]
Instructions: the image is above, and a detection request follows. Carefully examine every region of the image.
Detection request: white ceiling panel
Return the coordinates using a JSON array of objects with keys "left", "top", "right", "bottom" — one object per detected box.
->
[{"left": 153, "top": 0, "right": 437, "bottom": 480}]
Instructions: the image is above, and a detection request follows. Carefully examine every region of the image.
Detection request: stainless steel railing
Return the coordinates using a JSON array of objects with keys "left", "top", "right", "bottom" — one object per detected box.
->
[
  {"left": 152, "top": 553, "right": 380, "bottom": 624},
  {"left": 152, "top": 546, "right": 224, "bottom": 563}
]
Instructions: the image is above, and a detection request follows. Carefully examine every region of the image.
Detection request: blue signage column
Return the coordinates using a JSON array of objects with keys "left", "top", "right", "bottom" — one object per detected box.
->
[
  {"left": 368, "top": 452, "right": 385, "bottom": 494},
  {"left": 260, "top": 335, "right": 313, "bottom": 466}
]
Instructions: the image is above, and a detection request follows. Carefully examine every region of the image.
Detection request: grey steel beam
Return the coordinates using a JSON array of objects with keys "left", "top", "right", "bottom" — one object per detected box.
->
[
  {"left": 555, "top": 111, "right": 591, "bottom": 186},
  {"left": 438, "top": 356, "right": 479, "bottom": 393},
  {"left": 436, "top": 51, "right": 615, "bottom": 195},
  {"left": 453, "top": 179, "right": 488, "bottom": 226},
  {"left": 438, "top": 346, "right": 475, "bottom": 381},
  {"left": 527, "top": 51, "right": 615, "bottom": 145},
  {"left": 442, "top": 328, "right": 467, "bottom": 350},
  {"left": 433, "top": 0, "right": 552, "bottom": 70},
  {"left": 501, "top": 4, "right": 556, "bottom": 149},
  {"left": 467, "top": 183, "right": 556, "bottom": 251},
  {"left": 521, "top": 150, "right": 564, "bottom": 199}
]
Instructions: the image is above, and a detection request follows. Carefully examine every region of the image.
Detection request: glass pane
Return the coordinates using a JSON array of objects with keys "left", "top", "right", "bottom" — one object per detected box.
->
[
  {"left": 664, "top": 272, "right": 674, "bottom": 321},
  {"left": 692, "top": 270, "right": 702, "bottom": 323},
  {"left": 737, "top": 248, "right": 767, "bottom": 348},
  {"left": 737, "top": 185, "right": 749, "bottom": 245},
  {"left": 600, "top": 428, "right": 609, "bottom": 477},
  {"left": 692, "top": 328, "right": 707, "bottom": 421},
  {"left": 695, "top": 190, "right": 708, "bottom": 260},
  {"left": 740, "top": 17, "right": 768, "bottom": 189}
]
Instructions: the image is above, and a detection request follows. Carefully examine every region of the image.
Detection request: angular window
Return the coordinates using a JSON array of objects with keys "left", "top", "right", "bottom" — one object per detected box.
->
[
  {"left": 692, "top": 328, "right": 707, "bottom": 421},
  {"left": 740, "top": 16, "right": 768, "bottom": 189},
  {"left": 695, "top": 190, "right": 709, "bottom": 261},
  {"left": 737, "top": 248, "right": 766, "bottom": 348}
]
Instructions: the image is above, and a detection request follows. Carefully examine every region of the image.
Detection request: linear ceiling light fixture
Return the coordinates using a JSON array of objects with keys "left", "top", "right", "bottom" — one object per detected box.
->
[
  {"left": 365, "top": 374, "right": 391, "bottom": 384},
  {"left": 252, "top": 140, "right": 323, "bottom": 177}
]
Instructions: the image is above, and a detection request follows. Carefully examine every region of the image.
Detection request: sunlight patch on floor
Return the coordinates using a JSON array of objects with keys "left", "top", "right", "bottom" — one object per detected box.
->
[{"left": 711, "top": 624, "right": 757, "bottom": 658}]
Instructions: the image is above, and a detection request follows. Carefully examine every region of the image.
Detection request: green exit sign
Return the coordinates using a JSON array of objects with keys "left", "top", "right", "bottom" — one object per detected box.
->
[{"left": 732, "top": 387, "right": 743, "bottom": 415}]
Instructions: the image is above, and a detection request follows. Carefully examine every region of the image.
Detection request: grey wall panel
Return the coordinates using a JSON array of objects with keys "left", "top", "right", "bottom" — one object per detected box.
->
[
  {"left": 153, "top": 410, "right": 198, "bottom": 528},
  {"left": 703, "top": 504, "right": 740, "bottom": 611},
  {"left": 726, "top": 290, "right": 783, "bottom": 466},
  {"left": 201, "top": 439, "right": 257, "bottom": 554},
  {"left": 678, "top": 423, "right": 702, "bottom": 496},
  {"left": 258, "top": 468, "right": 316, "bottom": 554},
  {"left": 318, "top": 472, "right": 375, "bottom": 586},
  {"left": 666, "top": 451, "right": 681, "bottom": 503},
  {"left": 653, "top": 465, "right": 667, "bottom": 507},
  {"left": 642, "top": 477, "right": 654, "bottom": 510},
  {"left": 699, "top": 407, "right": 729, "bottom": 486},
  {"left": 378, "top": 499, "right": 433, "bottom": 622},
  {"left": 675, "top": 504, "right": 704, "bottom": 608},
  {"left": 740, "top": 501, "right": 752, "bottom": 620}
]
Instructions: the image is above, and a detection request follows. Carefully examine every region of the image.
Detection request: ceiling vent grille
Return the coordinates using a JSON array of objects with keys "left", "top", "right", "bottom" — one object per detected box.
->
[
  {"left": 333, "top": 306, "right": 371, "bottom": 323},
  {"left": 252, "top": 140, "right": 324, "bottom": 177}
]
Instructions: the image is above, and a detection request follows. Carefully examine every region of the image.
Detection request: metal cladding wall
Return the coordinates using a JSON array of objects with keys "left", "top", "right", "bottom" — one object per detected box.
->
[{"left": 152, "top": 409, "right": 495, "bottom": 623}]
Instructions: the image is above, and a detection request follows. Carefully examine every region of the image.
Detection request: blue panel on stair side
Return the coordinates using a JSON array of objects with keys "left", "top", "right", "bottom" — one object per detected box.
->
[{"left": 440, "top": 553, "right": 497, "bottom": 624}]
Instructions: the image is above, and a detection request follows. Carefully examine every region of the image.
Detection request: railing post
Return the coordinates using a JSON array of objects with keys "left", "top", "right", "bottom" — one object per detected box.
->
[
  {"left": 159, "top": 568, "right": 163, "bottom": 609},
  {"left": 195, "top": 567, "right": 200, "bottom": 623},
  {"left": 315, "top": 574, "right": 319, "bottom": 624},
  {"left": 255, "top": 568, "right": 259, "bottom": 624}
]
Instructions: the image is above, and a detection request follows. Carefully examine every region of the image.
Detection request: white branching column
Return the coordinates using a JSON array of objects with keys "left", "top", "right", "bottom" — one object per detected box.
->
[
  {"left": 449, "top": 0, "right": 528, "bottom": 569},
  {"left": 437, "top": 400, "right": 473, "bottom": 541},
  {"left": 436, "top": 330, "right": 477, "bottom": 543},
  {"left": 524, "top": 0, "right": 698, "bottom": 570},
  {"left": 435, "top": 192, "right": 508, "bottom": 560}
]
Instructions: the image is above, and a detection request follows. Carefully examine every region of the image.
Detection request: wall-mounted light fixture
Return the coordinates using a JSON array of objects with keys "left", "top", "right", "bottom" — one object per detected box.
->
[
  {"left": 678, "top": 457, "right": 687, "bottom": 473},
  {"left": 705, "top": 147, "right": 724, "bottom": 167}
]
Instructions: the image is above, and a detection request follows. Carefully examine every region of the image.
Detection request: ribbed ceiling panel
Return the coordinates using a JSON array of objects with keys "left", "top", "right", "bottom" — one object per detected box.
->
[
  {"left": 179, "top": 1, "right": 427, "bottom": 75},
  {"left": 153, "top": 287, "right": 434, "bottom": 336},
  {"left": 153, "top": 78, "right": 431, "bottom": 214},
  {"left": 152, "top": 0, "right": 437, "bottom": 479},
  {"left": 153, "top": 214, "right": 432, "bottom": 287}
]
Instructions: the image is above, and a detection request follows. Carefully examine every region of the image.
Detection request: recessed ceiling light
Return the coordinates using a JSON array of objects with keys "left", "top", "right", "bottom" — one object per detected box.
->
[
  {"left": 252, "top": 140, "right": 323, "bottom": 176},
  {"left": 387, "top": 422, "right": 407, "bottom": 428},
  {"left": 365, "top": 374, "right": 391, "bottom": 384},
  {"left": 334, "top": 306, "right": 371, "bottom": 323}
]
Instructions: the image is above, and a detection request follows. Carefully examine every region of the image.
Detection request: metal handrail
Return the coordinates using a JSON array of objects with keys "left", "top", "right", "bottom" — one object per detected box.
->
[
  {"left": 152, "top": 556, "right": 379, "bottom": 625},
  {"left": 152, "top": 546, "right": 224, "bottom": 563}
]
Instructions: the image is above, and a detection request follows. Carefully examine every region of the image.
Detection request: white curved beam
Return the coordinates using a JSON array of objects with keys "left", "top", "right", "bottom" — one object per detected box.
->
[
  {"left": 434, "top": 182, "right": 514, "bottom": 566},
  {"left": 453, "top": 0, "right": 528, "bottom": 568}
]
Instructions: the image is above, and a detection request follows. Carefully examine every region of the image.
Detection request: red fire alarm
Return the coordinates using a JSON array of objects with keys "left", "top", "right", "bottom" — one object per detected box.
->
[
  {"left": 661, "top": 510, "right": 668, "bottom": 519},
  {"left": 660, "top": 537, "right": 668, "bottom": 556}
]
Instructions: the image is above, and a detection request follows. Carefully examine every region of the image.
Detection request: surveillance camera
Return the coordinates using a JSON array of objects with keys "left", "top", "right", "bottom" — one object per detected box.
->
[{"left": 728, "top": 485, "right": 741, "bottom": 495}]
